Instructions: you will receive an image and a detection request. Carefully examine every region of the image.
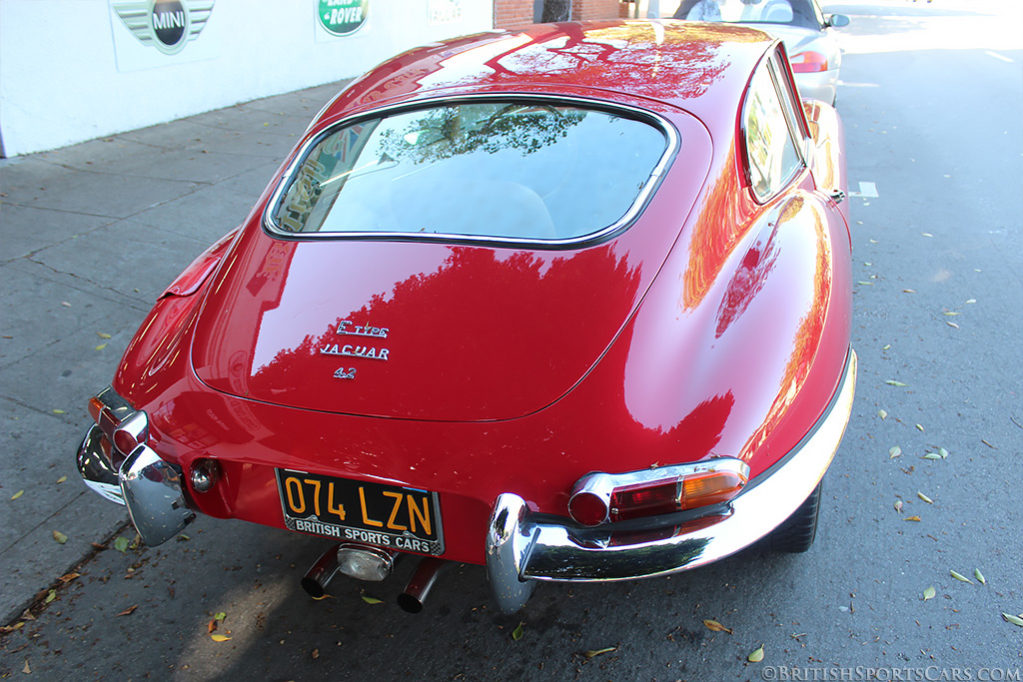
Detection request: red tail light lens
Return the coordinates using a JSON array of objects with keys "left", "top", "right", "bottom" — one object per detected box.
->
[
  {"left": 568, "top": 491, "right": 610, "bottom": 526},
  {"left": 610, "top": 479, "right": 679, "bottom": 522},
  {"left": 790, "top": 51, "right": 828, "bottom": 73}
]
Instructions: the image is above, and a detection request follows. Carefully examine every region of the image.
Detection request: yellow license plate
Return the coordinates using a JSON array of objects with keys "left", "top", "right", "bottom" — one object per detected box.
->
[{"left": 275, "top": 469, "right": 443, "bottom": 556}]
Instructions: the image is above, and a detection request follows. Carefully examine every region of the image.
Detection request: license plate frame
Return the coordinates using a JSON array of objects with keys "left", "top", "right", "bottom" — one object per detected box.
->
[{"left": 275, "top": 469, "right": 444, "bottom": 556}]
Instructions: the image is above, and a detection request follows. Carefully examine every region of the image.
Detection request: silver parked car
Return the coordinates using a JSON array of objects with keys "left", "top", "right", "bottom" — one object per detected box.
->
[{"left": 673, "top": 0, "right": 850, "bottom": 105}]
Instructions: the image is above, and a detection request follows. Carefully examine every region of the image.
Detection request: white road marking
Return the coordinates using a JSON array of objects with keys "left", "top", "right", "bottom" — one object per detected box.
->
[
  {"left": 985, "top": 50, "right": 1014, "bottom": 63},
  {"left": 849, "top": 181, "right": 879, "bottom": 199}
]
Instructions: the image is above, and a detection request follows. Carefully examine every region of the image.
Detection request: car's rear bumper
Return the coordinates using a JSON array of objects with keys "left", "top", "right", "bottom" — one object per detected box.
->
[{"left": 485, "top": 349, "right": 856, "bottom": 613}]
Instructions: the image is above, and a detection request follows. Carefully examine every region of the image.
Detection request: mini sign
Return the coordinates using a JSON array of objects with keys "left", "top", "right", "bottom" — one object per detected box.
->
[{"left": 317, "top": 0, "right": 369, "bottom": 37}]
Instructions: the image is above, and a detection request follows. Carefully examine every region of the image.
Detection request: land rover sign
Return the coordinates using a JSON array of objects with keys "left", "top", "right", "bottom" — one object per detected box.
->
[{"left": 317, "top": 0, "right": 369, "bottom": 37}]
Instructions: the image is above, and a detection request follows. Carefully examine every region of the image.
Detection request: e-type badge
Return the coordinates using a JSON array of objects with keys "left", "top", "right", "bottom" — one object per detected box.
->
[{"left": 323, "top": 320, "right": 390, "bottom": 378}]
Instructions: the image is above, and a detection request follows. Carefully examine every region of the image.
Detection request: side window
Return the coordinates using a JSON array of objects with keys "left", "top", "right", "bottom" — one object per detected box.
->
[{"left": 743, "top": 57, "right": 804, "bottom": 200}]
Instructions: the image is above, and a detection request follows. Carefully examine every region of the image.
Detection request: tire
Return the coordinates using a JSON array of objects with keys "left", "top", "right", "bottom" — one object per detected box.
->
[{"left": 764, "top": 480, "right": 822, "bottom": 553}]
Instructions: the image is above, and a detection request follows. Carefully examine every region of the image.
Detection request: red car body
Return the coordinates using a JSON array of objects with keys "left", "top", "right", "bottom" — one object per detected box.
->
[{"left": 77, "top": 20, "right": 855, "bottom": 613}]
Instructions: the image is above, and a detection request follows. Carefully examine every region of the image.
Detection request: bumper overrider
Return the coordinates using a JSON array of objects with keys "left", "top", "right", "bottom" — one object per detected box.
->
[
  {"left": 485, "top": 350, "right": 857, "bottom": 613},
  {"left": 76, "top": 387, "right": 194, "bottom": 546}
]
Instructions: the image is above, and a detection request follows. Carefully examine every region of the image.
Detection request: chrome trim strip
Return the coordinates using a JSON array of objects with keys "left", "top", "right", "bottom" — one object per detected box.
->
[
  {"left": 485, "top": 349, "right": 856, "bottom": 610},
  {"left": 262, "top": 93, "right": 680, "bottom": 250}
]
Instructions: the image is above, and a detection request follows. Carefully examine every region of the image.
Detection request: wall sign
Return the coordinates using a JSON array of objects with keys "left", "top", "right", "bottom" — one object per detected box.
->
[
  {"left": 317, "top": 0, "right": 369, "bottom": 37},
  {"left": 111, "top": 0, "right": 214, "bottom": 55}
]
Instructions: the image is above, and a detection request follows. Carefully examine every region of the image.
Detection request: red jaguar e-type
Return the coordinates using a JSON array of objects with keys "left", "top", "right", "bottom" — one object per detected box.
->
[{"left": 77, "top": 19, "right": 855, "bottom": 614}]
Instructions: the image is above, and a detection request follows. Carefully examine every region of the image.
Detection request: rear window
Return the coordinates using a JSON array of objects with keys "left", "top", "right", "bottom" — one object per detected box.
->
[{"left": 267, "top": 99, "right": 672, "bottom": 246}]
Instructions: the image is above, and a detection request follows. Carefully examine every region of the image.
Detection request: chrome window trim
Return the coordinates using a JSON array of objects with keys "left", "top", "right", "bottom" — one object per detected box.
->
[
  {"left": 740, "top": 44, "right": 808, "bottom": 204},
  {"left": 262, "top": 93, "right": 680, "bottom": 250}
]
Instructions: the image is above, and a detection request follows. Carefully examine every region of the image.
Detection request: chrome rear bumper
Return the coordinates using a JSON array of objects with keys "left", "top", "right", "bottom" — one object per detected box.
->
[
  {"left": 486, "top": 350, "right": 856, "bottom": 613},
  {"left": 76, "top": 393, "right": 195, "bottom": 546}
]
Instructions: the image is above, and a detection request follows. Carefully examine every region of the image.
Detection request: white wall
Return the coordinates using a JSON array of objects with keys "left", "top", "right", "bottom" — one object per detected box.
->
[{"left": 0, "top": 1, "right": 493, "bottom": 156}]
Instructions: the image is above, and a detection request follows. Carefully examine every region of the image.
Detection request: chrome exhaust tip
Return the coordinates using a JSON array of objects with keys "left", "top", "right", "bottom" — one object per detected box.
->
[
  {"left": 397, "top": 556, "right": 449, "bottom": 614},
  {"left": 301, "top": 543, "right": 341, "bottom": 598}
]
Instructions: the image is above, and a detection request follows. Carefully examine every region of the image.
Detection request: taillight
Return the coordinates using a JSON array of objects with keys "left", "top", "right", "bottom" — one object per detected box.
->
[
  {"left": 567, "top": 490, "right": 611, "bottom": 526},
  {"left": 790, "top": 51, "right": 828, "bottom": 73},
  {"left": 568, "top": 459, "right": 749, "bottom": 527},
  {"left": 610, "top": 479, "right": 679, "bottom": 521}
]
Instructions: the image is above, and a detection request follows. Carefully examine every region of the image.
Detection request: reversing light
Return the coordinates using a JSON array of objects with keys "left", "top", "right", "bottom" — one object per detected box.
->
[
  {"left": 790, "top": 51, "right": 828, "bottom": 73},
  {"left": 190, "top": 459, "right": 220, "bottom": 493}
]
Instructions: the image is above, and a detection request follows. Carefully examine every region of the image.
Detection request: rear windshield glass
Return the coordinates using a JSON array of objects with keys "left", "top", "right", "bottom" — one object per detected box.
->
[{"left": 269, "top": 100, "right": 670, "bottom": 244}]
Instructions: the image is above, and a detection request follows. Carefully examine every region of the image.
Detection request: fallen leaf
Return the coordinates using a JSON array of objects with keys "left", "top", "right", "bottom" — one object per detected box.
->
[
  {"left": 981, "top": 439, "right": 997, "bottom": 449},
  {"left": 917, "top": 492, "right": 934, "bottom": 504},
  {"left": 974, "top": 569, "right": 986, "bottom": 585},
  {"left": 748, "top": 644, "right": 765, "bottom": 663},
  {"left": 177, "top": 534, "right": 190, "bottom": 541},
  {"left": 878, "top": 409, "right": 888, "bottom": 420},
  {"left": 938, "top": 447, "right": 949, "bottom": 459},
  {"left": 95, "top": 344, "right": 107, "bottom": 351},
  {"left": 56, "top": 476, "right": 67, "bottom": 484},
  {"left": 52, "top": 409, "right": 65, "bottom": 415},
  {"left": 11, "top": 490, "right": 24, "bottom": 500},
  {"left": 311, "top": 593, "right": 335, "bottom": 601},
  {"left": 857, "top": 281, "right": 873, "bottom": 286},
  {"left": 903, "top": 289, "right": 916, "bottom": 293},
  {"left": 117, "top": 604, "right": 138, "bottom": 616},
  {"left": 950, "top": 570, "right": 973, "bottom": 584},
  {"left": 61, "top": 301, "right": 71, "bottom": 307},
  {"left": 915, "top": 424, "right": 925, "bottom": 432},
  {"left": 23, "top": 659, "right": 31, "bottom": 674},
  {"left": 113, "top": 536, "right": 129, "bottom": 553},
  {"left": 894, "top": 500, "right": 903, "bottom": 513},
  {"left": 58, "top": 572, "right": 80, "bottom": 584},
  {"left": 703, "top": 619, "right": 733, "bottom": 634},
  {"left": 882, "top": 344, "right": 891, "bottom": 350},
  {"left": 44, "top": 590, "right": 56, "bottom": 604},
  {"left": 97, "top": 332, "right": 112, "bottom": 339},
  {"left": 511, "top": 621, "right": 525, "bottom": 641},
  {"left": 311, "top": 648, "right": 320, "bottom": 659},
  {"left": 923, "top": 586, "right": 936, "bottom": 601},
  {"left": 904, "top": 516, "right": 921, "bottom": 522},
  {"left": 946, "top": 321, "right": 959, "bottom": 329},
  {"left": 210, "top": 633, "right": 231, "bottom": 642},
  {"left": 214, "top": 611, "right": 226, "bottom": 621},
  {"left": 922, "top": 453, "right": 943, "bottom": 460},
  {"left": 889, "top": 446, "right": 902, "bottom": 459},
  {"left": 921, "top": 232, "right": 933, "bottom": 237},
  {"left": 1002, "top": 613, "right": 1023, "bottom": 627},
  {"left": 943, "top": 311, "right": 960, "bottom": 316},
  {"left": 885, "top": 380, "right": 908, "bottom": 387},
  {"left": 583, "top": 646, "right": 617, "bottom": 659},
  {"left": 360, "top": 595, "right": 382, "bottom": 605},
  {"left": 965, "top": 298, "right": 976, "bottom": 304},
  {"left": 52, "top": 530, "right": 68, "bottom": 544}
]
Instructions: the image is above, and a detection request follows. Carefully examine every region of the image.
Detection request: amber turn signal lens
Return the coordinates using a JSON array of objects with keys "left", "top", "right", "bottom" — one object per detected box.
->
[
  {"left": 87, "top": 396, "right": 105, "bottom": 423},
  {"left": 679, "top": 470, "right": 747, "bottom": 510}
]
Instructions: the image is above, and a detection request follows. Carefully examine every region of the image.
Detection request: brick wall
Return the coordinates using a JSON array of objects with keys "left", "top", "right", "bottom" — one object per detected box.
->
[
  {"left": 493, "top": 0, "right": 623, "bottom": 28},
  {"left": 493, "top": 0, "right": 535, "bottom": 28},
  {"left": 571, "top": 0, "right": 622, "bottom": 20}
]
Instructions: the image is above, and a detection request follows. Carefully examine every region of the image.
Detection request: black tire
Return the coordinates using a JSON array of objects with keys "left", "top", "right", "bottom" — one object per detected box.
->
[{"left": 764, "top": 481, "right": 822, "bottom": 553}]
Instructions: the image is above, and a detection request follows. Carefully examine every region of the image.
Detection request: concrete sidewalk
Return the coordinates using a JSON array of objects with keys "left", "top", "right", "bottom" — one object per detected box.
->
[{"left": 0, "top": 79, "right": 348, "bottom": 624}]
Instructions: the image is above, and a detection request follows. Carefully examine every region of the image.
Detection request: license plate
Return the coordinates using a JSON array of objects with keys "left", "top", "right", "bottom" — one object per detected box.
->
[{"left": 275, "top": 469, "right": 444, "bottom": 556}]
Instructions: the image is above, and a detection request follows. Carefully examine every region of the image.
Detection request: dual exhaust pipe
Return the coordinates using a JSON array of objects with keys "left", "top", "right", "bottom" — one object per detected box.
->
[{"left": 300, "top": 542, "right": 449, "bottom": 613}]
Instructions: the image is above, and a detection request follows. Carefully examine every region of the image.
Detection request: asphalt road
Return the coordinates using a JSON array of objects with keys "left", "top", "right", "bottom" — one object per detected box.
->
[{"left": 1, "top": 1, "right": 1020, "bottom": 679}]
